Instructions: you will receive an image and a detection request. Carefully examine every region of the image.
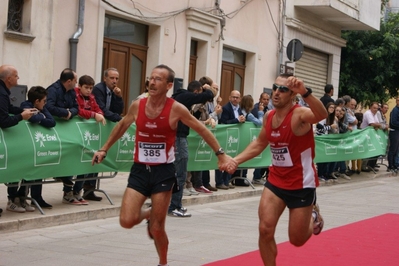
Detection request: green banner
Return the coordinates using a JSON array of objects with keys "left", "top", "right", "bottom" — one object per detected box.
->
[
  {"left": 186, "top": 124, "right": 388, "bottom": 170},
  {"left": 0, "top": 119, "right": 387, "bottom": 183}
]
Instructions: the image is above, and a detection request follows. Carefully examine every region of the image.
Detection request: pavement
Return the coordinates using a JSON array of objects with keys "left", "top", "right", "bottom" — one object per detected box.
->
[{"left": 0, "top": 165, "right": 395, "bottom": 233}]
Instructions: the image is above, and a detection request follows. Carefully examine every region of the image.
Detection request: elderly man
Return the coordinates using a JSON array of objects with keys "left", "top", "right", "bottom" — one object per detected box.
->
[{"left": 0, "top": 65, "right": 36, "bottom": 214}]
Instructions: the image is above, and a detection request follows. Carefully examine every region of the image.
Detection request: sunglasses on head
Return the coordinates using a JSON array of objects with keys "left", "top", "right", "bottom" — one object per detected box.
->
[{"left": 272, "top": 84, "right": 290, "bottom": 93}]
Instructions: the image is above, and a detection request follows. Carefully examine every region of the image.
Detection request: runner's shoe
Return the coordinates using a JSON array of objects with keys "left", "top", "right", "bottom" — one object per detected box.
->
[{"left": 312, "top": 203, "right": 324, "bottom": 235}]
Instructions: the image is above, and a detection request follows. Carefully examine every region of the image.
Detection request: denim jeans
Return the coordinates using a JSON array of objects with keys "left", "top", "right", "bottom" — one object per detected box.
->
[
  {"left": 215, "top": 169, "right": 231, "bottom": 186},
  {"left": 169, "top": 137, "right": 188, "bottom": 212}
]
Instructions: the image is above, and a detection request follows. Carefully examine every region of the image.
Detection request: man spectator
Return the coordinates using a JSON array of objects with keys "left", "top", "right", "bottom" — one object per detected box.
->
[
  {"left": 0, "top": 65, "right": 36, "bottom": 213},
  {"left": 388, "top": 98, "right": 399, "bottom": 172},
  {"left": 251, "top": 92, "right": 270, "bottom": 184},
  {"left": 360, "top": 102, "right": 382, "bottom": 172},
  {"left": 320, "top": 84, "right": 335, "bottom": 107},
  {"left": 86, "top": 68, "right": 124, "bottom": 199},
  {"left": 46, "top": 68, "right": 84, "bottom": 205},
  {"left": 92, "top": 68, "right": 124, "bottom": 122},
  {"left": 216, "top": 90, "right": 245, "bottom": 189},
  {"left": 168, "top": 80, "right": 215, "bottom": 217}
]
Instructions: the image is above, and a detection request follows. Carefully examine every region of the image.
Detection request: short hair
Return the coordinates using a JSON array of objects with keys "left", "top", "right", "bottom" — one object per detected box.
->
[
  {"left": 260, "top": 92, "right": 269, "bottom": 99},
  {"left": 342, "top": 95, "right": 351, "bottom": 104},
  {"left": 27, "top": 86, "right": 47, "bottom": 103},
  {"left": 187, "top": 80, "right": 202, "bottom": 93},
  {"left": 335, "top": 98, "right": 345, "bottom": 106},
  {"left": 324, "top": 84, "right": 334, "bottom": 93},
  {"left": 104, "top": 67, "right": 118, "bottom": 77},
  {"left": 60, "top": 68, "right": 75, "bottom": 83},
  {"left": 79, "top": 75, "right": 95, "bottom": 86},
  {"left": 198, "top": 76, "right": 213, "bottom": 86},
  {"left": 154, "top": 64, "right": 175, "bottom": 83}
]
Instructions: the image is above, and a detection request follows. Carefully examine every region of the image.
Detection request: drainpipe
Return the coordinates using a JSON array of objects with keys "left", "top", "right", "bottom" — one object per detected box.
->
[
  {"left": 277, "top": 0, "right": 286, "bottom": 76},
  {"left": 69, "top": 0, "right": 85, "bottom": 71}
]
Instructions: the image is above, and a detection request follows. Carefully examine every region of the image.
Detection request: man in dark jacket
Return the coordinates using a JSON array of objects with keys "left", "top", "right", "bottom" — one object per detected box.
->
[
  {"left": 167, "top": 80, "right": 214, "bottom": 217},
  {"left": 45, "top": 68, "right": 84, "bottom": 205},
  {"left": 92, "top": 68, "right": 124, "bottom": 122},
  {"left": 0, "top": 64, "right": 35, "bottom": 214},
  {"left": 320, "top": 84, "right": 335, "bottom": 107},
  {"left": 216, "top": 90, "right": 246, "bottom": 188},
  {"left": 46, "top": 68, "right": 78, "bottom": 120}
]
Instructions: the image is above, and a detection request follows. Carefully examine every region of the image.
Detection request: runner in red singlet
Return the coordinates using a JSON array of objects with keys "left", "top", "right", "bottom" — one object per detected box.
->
[
  {"left": 91, "top": 64, "right": 232, "bottom": 266},
  {"left": 224, "top": 74, "right": 328, "bottom": 266}
]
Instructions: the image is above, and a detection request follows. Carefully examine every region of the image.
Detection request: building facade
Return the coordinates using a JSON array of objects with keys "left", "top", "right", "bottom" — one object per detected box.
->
[{"left": 1, "top": 0, "right": 381, "bottom": 110}]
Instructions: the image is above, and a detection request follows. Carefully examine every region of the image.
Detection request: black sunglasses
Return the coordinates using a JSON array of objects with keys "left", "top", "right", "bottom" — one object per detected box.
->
[{"left": 272, "top": 84, "right": 290, "bottom": 93}]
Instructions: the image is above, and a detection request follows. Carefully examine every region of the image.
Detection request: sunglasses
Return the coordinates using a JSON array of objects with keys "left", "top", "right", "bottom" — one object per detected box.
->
[{"left": 272, "top": 84, "right": 290, "bottom": 93}]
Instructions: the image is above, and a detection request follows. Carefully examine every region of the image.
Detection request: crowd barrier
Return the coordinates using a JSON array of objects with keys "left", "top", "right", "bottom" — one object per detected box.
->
[{"left": 0, "top": 118, "right": 387, "bottom": 183}]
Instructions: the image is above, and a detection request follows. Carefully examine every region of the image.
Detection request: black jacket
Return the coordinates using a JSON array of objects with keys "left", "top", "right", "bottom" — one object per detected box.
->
[
  {"left": 0, "top": 79, "right": 23, "bottom": 128},
  {"left": 220, "top": 102, "right": 243, "bottom": 124},
  {"left": 92, "top": 82, "right": 124, "bottom": 122},
  {"left": 172, "top": 88, "right": 213, "bottom": 138},
  {"left": 45, "top": 80, "right": 78, "bottom": 118}
]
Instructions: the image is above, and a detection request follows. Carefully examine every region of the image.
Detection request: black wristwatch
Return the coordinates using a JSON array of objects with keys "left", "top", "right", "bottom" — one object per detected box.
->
[
  {"left": 302, "top": 87, "right": 312, "bottom": 98},
  {"left": 215, "top": 147, "right": 225, "bottom": 156}
]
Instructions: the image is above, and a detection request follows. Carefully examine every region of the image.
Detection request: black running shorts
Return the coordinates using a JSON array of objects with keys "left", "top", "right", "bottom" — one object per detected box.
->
[
  {"left": 127, "top": 163, "right": 176, "bottom": 197},
  {"left": 265, "top": 181, "right": 316, "bottom": 209}
]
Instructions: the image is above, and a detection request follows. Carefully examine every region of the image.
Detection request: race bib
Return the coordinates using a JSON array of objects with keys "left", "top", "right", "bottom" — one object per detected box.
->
[
  {"left": 271, "top": 146, "right": 293, "bottom": 167},
  {"left": 138, "top": 142, "right": 166, "bottom": 163}
]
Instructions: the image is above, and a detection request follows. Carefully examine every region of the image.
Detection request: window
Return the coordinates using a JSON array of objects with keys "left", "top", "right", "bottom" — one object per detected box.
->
[{"left": 7, "top": 0, "right": 24, "bottom": 32}]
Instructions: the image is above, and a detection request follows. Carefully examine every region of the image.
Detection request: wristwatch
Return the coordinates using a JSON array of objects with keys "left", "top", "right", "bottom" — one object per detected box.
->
[
  {"left": 302, "top": 87, "right": 312, "bottom": 98},
  {"left": 215, "top": 147, "right": 225, "bottom": 156}
]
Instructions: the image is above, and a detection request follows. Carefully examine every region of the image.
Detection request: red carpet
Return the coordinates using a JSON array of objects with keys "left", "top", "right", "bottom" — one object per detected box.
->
[{"left": 204, "top": 213, "right": 399, "bottom": 266}]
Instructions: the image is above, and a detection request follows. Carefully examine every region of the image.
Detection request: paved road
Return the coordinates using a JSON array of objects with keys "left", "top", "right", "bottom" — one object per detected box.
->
[{"left": 0, "top": 174, "right": 398, "bottom": 266}]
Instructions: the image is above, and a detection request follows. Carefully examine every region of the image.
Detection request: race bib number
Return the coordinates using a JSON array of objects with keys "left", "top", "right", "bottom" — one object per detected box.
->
[
  {"left": 271, "top": 146, "right": 293, "bottom": 167},
  {"left": 138, "top": 142, "right": 166, "bottom": 163}
]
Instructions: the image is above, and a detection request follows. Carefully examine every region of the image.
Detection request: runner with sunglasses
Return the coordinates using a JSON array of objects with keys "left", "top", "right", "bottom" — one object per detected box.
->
[{"left": 223, "top": 73, "right": 328, "bottom": 265}]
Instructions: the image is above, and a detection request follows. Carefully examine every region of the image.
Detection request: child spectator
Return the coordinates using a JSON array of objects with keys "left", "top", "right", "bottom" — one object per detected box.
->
[
  {"left": 21, "top": 86, "right": 56, "bottom": 209},
  {"left": 73, "top": 75, "right": 106, "bottom": 202}
]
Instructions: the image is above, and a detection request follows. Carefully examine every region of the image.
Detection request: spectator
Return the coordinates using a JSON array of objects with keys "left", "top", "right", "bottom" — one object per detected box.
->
[
  {"left": 388, "top": 97, "right": 399, "bottom": 172},
  {"left": 92, "top": 68, "right": 124, "bottom": 122},
  {"left": 74, "top": 75, "right": 106, "bottom": 201},
  {"left": 251, "top": 92, "right": 270, "bottom": 184},
  {"left": 360, "top": 102, "right": 382, "bottom": 172},
  {"left": 216, "top": 90, "right": 245, "bottom": 189},
  {"left": 46, "top": 68, "right": 85, "bottom": 205},
  {"left": 198, "top": 76, "right": 222, "bottom": 192},
  {"left": 21, "top": 86, "right": 56, "bottom": 209},
  {"left": 168, "top": 80, "right": 215, "bottom": 217},
  {"left": 87, "top": 68, "right": 124, "bottom": 198},
  {"left": 0, "top": 65, "right": 35, "bottom": 213},
  {"left": 320, "top": 84, "right": 335, "bottom": 107},
  {"left": 315, "top": 102, "right": 338, "bottom": 182},
  {"left": 348, "top": 98, "right": 362, "bottom": 174}
]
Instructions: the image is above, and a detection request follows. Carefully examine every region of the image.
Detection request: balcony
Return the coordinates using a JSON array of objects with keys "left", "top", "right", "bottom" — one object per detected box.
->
[{"left": 294, "top": 0, "right": 380, "bottom": 30}]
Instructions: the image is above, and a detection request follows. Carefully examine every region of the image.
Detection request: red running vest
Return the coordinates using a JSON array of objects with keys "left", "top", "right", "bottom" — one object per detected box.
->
[
  {"left": 134, "top": 97, "right": 176, "bottom": 165},
  {"left": 266, "top": 105, "right": 318, "bottom": 190}
]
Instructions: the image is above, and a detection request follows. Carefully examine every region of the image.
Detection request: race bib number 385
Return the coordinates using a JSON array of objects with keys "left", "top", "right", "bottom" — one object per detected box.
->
[
  {"left": 138, "top": 142, "right": 166, "bottom": 163},
  {"left": 271, "top": 146, "right": 293, "bottom": 167}
]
